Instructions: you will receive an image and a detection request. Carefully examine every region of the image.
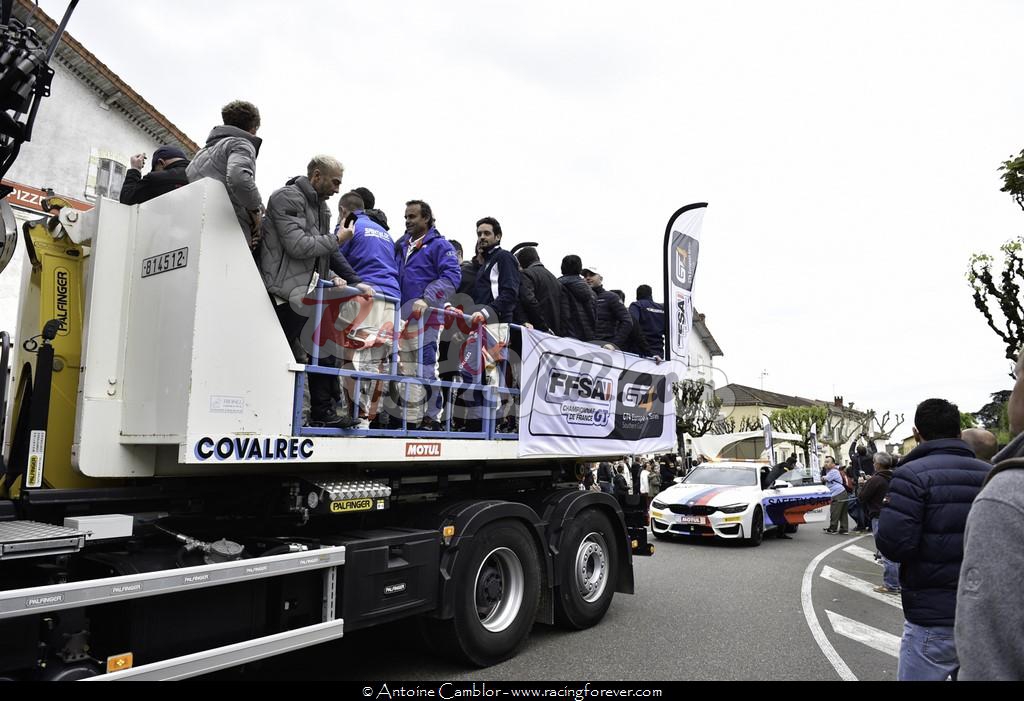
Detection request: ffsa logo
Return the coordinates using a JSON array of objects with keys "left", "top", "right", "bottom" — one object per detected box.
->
[
  {"left": 546, "top": 370, "right": 613, "bottom": 404},
  {"left": 622, "top": 382, "right": 655, "bottom": 410}
]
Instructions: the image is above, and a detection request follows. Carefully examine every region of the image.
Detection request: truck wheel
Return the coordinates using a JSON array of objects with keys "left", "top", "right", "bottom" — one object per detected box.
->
[
  {"left": 745, "top": 507, "right": 764, "bottom": 547},
  {"left": 428, "top": 519, "right": 541, "bottom": 666},
  {"left": 554, "top": 509, "right": 617, "bottom": 629}
]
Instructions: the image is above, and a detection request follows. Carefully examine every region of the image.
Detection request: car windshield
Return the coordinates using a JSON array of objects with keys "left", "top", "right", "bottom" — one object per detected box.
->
[
  {"left": 683, "top": 466, "right": 757, "bottom": 487},
  {"left": 778, "top": 469, "right": 821, "bottom": 486}
]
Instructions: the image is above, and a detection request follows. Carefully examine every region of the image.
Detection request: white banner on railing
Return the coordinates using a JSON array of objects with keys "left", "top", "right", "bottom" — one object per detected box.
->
[{"left": 517, "top": 329, "right": 682, "bottom": 458}]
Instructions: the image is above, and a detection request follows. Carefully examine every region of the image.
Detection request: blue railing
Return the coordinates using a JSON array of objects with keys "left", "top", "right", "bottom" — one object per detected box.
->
[{"left": 291, "top": 282, "right": 521, "bottom": 440}]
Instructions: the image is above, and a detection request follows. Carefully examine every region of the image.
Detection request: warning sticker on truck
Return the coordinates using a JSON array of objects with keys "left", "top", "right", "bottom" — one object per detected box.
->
[{"left": 26, "top": 430, "right": 46, "bottom": 488}]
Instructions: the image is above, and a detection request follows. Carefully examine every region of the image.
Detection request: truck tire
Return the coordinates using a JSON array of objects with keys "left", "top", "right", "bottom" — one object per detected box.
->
[
  {"left": 426, "top": 519, "right": 541, "bottom": 666},
  {"left": 553, "top": 509, "right": 617, "bottom": 629}
]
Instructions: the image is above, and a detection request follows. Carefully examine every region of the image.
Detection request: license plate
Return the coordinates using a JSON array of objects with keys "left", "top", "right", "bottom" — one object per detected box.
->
[{"left": 679, "top": 515, "right": 704, "bottom": 525}]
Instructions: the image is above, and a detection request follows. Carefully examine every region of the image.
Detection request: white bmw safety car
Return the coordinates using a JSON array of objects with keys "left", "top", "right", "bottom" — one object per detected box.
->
[{"left": 650, "top": 462, "right": 832, "bottom": 546}]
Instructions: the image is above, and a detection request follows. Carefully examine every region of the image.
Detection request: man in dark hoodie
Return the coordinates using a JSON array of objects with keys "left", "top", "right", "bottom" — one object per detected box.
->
[
  {"left": 187, "top": 100, "right": 263, "bottom": 248},
  {"left": 876, "top": 398, "right": 989, "bottom": 681},
  {"left": 583, "top": 266, "right": 632, "bottom": 350},
  {"left": 558, "top": 255, "right": 596, "bottom": 341},
  {"left": 119, "top": 145, "right": 190, "bottom": 205},
  {"left": 956, "top": 351, "right": 1024, "bottom": 680}
]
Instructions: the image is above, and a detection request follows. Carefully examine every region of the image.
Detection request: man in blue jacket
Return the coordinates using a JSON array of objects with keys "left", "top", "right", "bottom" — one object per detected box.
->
[
  {"left": 876, "top": 398, "right": 989, "bottom": 681},
  {"left": 394, "top": 200, "right": 461, "bottom": 430},
  {"left": 629, "top": 285, "right": 665, "bottom": 357},
  {"left": 335, "top": 191, "right": 400, "bottom": 428}
]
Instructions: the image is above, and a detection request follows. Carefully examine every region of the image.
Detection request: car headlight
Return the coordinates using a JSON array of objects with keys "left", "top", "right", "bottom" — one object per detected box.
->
[
  {"left": 651, "top": 500, "right": 667, "bottom": 510},
  {"left": 716, "top": 503, "right": 748, "bottom": 514}
]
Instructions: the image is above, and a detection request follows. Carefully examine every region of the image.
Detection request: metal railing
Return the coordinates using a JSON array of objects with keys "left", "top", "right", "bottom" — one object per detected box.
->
[{"left": 291, "top": 283, "right": 521, "bottom": 440}]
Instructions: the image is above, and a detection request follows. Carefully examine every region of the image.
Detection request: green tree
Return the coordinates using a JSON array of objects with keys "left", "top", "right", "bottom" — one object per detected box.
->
[
  {"left": 967, "top": 150, "right": 1024, "bottom": 367},
  {"left": 960, "top": 412, "right": 977, "bottom": 429},
  {"left": 973, "top": 390, "right": 1013, "bottom": 444},
  {"left": 768, "top": 406, "right": 829, "bottom": 450}
]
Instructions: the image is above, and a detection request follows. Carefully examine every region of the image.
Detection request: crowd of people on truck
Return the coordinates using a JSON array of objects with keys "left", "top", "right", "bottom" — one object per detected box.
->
[
  {"left": 120, "top": 100, "right": 667, "bottom": 431},
  {"left": 117, "top": 100, "right": 1024, "bottom": 682}
]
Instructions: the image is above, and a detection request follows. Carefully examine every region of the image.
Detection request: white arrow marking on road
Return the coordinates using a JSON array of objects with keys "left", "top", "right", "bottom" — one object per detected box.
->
[
  {"left": 843, "top": 544, "right": 883, "bottom": 566},
  {"left": 821, "top": 565, "right": 903, "bottom": 609},
  {"left": 801, "top": 535, "right": 870, "bottom": 681},
  {"left": 826, "top": 610, "right": 901, "bottom": 658}
]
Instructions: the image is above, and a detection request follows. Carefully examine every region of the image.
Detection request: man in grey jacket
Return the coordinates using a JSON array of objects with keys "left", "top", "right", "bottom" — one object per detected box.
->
[
  {"left": 260, "top": 155, "right": 369, "bottom": 429},
  {"left": 187, "top": 100, "right": 264, "bottom": 248},
  {"left": 956, "top": 351, "right": 1024, "bottom": 680}
]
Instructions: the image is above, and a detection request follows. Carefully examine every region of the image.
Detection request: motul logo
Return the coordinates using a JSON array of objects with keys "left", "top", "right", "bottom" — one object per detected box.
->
[{"left": 405, "top": 442, "right": 441, "bottom": 458}]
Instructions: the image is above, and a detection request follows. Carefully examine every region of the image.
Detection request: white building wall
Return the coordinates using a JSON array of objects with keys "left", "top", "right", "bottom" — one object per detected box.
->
[
  {"left": 687, "top": 332, "right": 715, "bottom": 384},
  {"left": 2, "top": 58, "right": 168, "bottom": 340}
]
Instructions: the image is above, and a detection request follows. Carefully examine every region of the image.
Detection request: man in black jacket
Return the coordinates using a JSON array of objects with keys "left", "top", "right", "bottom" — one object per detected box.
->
[
  {"left": 876, "top": 398, "right": 989, "bottom": 681},
  {"left": 558, "top": 255, "right": 596, "bottom": 341},
  {"left": 514, "top": 246, "right": 561, "bottom": 333},
  {"left": 583, "top": 266, "right": 632, "bottom": 350},
  {"left": 119, "top": 146, "right": 190, "bottom": 205}
]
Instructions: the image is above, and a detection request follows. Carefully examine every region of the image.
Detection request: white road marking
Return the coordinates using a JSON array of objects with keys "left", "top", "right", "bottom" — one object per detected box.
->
[
  {"left": 801, "top": 535, "right": 868, "bottom": 682},
  {"left": 826, "top": 610, "right": 901, "bottom": 658},
  {"left": 821, "top": 565, "right": 903, "bottom": 609},
  {"left": 843, "top": 543, "right": 883, "bottom": 566}
]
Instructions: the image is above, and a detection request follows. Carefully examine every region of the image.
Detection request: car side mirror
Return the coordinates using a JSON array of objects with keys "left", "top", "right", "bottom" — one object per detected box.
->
[{"left": 771, "top": 480, "right": 791, "bottom": 489}]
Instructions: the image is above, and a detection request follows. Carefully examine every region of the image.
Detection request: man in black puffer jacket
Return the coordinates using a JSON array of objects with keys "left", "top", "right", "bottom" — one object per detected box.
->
[
  {"left": 583, "top": 266, "right": 632, "bottom": 350},
  {"left": 513, "top": 246, "right": 561, "bottom": 333},
  {"left": 557, "top": 255, "right": 596, "bottom": 341},
  {"left": 876, "top": 398, "right": 989, "bottom": 681}
]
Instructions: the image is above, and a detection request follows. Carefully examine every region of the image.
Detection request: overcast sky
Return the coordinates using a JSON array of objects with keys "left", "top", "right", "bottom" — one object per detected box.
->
[{"left": 31, "top": 0, "right": 1024, "bottom": 439}]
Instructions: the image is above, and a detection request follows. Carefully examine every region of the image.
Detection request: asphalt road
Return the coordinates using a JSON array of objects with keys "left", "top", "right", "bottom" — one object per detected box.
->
[{"left": 211, "top": 527, "right": 904, "bottom": 681}]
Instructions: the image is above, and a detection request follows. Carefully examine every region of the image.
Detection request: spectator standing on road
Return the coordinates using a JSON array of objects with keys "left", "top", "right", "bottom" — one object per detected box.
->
[
  {"left": 823, "top": 456, "right": 850, "bottom": 534},
  {"left": 956, "top": 352, "right": 1024, "bottom": 680},
  {"left": 876, "top": 398, "right": 990, "bottom": 681},
  {"left": 596, "top": 461, "right": 614, "bottom": 494},
  {"left": 119, "top": 146, "right": 190, "bottom": 205},
  {"left": 859, "top": 452, "right": 899, "bottom": 594},
  {"left": 647, "top": 462, "right": 662, "bottom": 498},
  {"left": 187, "top": 100, "right": 264, "bottom": 249},
  {"left": 961, "top": 427, "right": 998, "bottom": 463}
]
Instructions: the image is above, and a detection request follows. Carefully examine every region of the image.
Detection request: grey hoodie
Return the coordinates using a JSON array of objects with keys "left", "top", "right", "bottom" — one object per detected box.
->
[
  {"left": 186, "top": 125, "right": 263, "bottom": 243},
  {"left": 955, "top": 432, "right": 1024, "bottom": 680}
]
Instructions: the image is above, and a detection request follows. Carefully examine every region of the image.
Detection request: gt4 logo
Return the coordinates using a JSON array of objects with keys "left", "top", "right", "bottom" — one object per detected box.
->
[{"left": 622, "top": 382, "right": 655, "bottom": 410}]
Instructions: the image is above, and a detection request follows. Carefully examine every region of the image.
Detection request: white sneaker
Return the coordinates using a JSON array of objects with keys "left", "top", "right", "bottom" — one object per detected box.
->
[{"left": 357, "top": 419, "right": 371, "bottom": 430}]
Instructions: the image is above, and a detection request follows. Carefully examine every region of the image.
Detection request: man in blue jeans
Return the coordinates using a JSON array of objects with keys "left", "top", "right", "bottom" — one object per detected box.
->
[{"left": 876, "top": 399, "right": 989, "bottom": 681}]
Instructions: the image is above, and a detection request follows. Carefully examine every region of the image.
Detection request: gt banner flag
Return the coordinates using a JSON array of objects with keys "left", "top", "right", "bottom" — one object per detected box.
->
[
  {"left": 663, "top": 203, "right": 707, "bottom": 365},
  {"left": 762, "top": 415, "right": 775, "bottom": 463},
  {"left": 517, "top": 329, "right": 681, "bottom": 457},
  {"left": 808, "top": 422, "right": 821, "bottom": 482}
]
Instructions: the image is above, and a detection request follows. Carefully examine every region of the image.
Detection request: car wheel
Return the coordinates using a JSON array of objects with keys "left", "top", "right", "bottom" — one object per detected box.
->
[
  {"left": 422, "top": 519, "right": 541, "bottom": 666},
  {"left": 745, "top": 506, "right": 764, "bottom": 546},
  {"left": 554, "top": 509, "right": 618, "bottom": 629}
]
